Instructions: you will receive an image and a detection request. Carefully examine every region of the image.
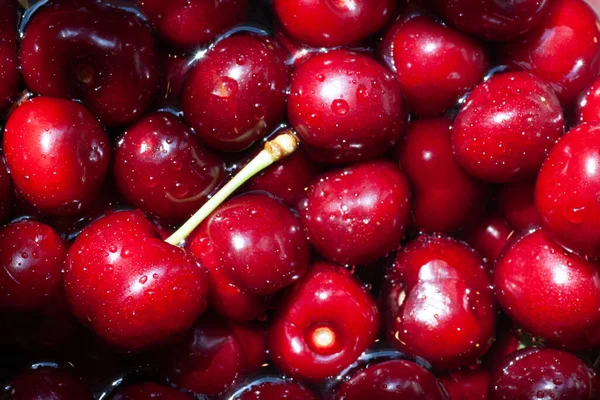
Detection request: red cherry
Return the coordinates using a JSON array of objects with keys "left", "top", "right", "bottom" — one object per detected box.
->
[
  {"left": 7, "top": 366, "right": 93, "bottom": 399},
  {"left": 20, "top": 0, "right": 160, "bottom": 126},
  {"left": 482, "top": 319, "right": 524, "bottom": 370},
  {"left": 536, "top": 123, "right": 600, "bottom": 257},
  {"left": 384, "top": 234, "right": 496, "bottom": 370},
  {"left": 232, "top": 379, "right": 319, "bottom": 400},
  {"left": 396, "top": 118, "right": 488, "bottom": 233},
  {"left": 269, "top": 262, "right": 379, "bottom": 381},
  {"left": 299, "top": 160, "right": 411, "bottom": 266},
  {"left": 3, "top": 97, "right": 110, "bottom": 216},
  {"left": 112, "top": 383, "right": 193, "bottom": 400},
  {"left": 462, "top": 214, "right": 514, "bottom": 262},
  {"left": 577, "top": 78, "right": 600, "bottom": 124},
  {"left": 0, "top": 156, "right": 11, "bottom": 222},
  {"left": 274, "top": 27, "right": 318, "bottom": 67},
  {"left": 161, "top": 53, "right": 195, "bottom": 106},
  {"left": 497, "top": 179, "right": 540, "bottom": 230},
  {"left": 288, "top": 49, "right": 405, "bottom": 164},
  {"left": 182, "top": 33, "right": 289, "bottom": 152},
  {"left": 0, "top": 0, "right": 19, "bottom": 111},
  {"left": 452, "top": 72, "right": 564, "bottom": 183},
  {"left": 499, "top": 0, "right": 600, "bottom": 107},
  {"left": 379, "top": 14, "right": 488, "bottom": 116},
  {"left": 440, "top": 369, "right": 489, "bottom": 400},
  {"left": 63, "top": 210, "right": 208, "bottom": 351},
  {"left": 137, "top": 0, "right": 248, "bottom": 48}
]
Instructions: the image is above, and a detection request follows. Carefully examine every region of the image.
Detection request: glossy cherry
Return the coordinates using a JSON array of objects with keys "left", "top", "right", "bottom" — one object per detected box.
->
[
  {"left": 379, "top": 14, "right": 488, "bottom": 116},
  {"left": 231, "top": 378, "right": 319, "bottom": 400},
  {"left": 462, "top": 214, "right": 514, "bottom": 261},
  {"left": 0, "top": 156, "right": 11, "bottom": 222},
  {"left": 396, "top": 118, "right": 487, "bottom": 233},
  {"left": 288, "top": 49, "right": 404, "bottom": 164},
  {"left": 440, "top": 369, "right": 489, "bottom": 400},
  {"left": 182, "top": 33, "right": 289, "bottom": 152},
  {"left": 0, "top": 0, "right": 19, "bottom": 111},
  {"left": 452, "top": 72, "right": 564, "bottom": 183},
  {"left": 577, "top": 77, "right": 600, "bottom": 124},
  {"left": 63, "top": 210, "right": 208, "bottom": 351},
  {"left": 384, "top": 234, "right": 496, "bottom": 370},
  {"left": 6, "top": 366, "right": 93, "bottom": 400},
  {"left": 499, "top": 0, "right": 600, "bottom": 107},
  {"left": 498, "top": 180, "right": 540, "bottom": 230},
  {"left": 112, "top": 383, "right": 193, "bottom": 400},
  {"left": 3, "top": 97, "right": 110, "bottom": 216},
  {"left": 269, "top": 262, "right": 379, "bottom": 382},
  {"left": 161, "top": 53, "right": 195, "bottom": 106}
]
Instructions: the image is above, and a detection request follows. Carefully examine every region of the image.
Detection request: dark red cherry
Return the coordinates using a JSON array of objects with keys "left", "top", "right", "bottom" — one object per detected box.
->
[
  {"left": 488, "top": 348, "right": 599, "bottom": 400},
  {"left": 114, "top": 111, "right": 225, "bottom": 223},
  {"left": 269, "top": 262, "right": 379, "bottom": 382},
  {"left": 3, "top": 97, "right": 110, "bottom": 216},
  {"left": 379, "top": 14, "right": 488, "bottom": 116},
  {"left": 483, "top": 319, "right": 524, "bottom": 370},
  {"left": 273, "top": 0, "right": 395, "bottom": 47},
  {"left": 7, "top": 366, "right": 93, "bottom": 400},
  {"left": 498, "top": 180, "right": 540, "bottom": 230},
  {"left": 536, "top": 123, "right": 600, "bottom": 257},
  {"left": 299, "top": 160, "right": 411, "bottom": 266},
  {"left": 494, "top": 229, "right": 600, "bottom": 350},
  {"left": 274, "top": 27, "right": 318, "bottom": 67},
  {"left": 332, "top": 359, "right": 449, "bottom": 400},
  {"left": 384, "top": 234, "right": 496, "bottom": 370},
  {"left": 577, "top": 78, "right": 600, "bottom": 124},
  {"left": 452, "top": 72, "right": 564, "bottom": 183},
  {"left": 112, "top": 383, "right": 193, "bottom": 400},
  {"left": 0, "top": 0, "right": 19, "bottom": 111},
  {"left": 499, "top": 0, "right": 600, "bottom": 107},
  {"left": 63, "top": 210, "right": 208, "bottom": 351},
  {"left": 462, "top": 214, "right": 514, "bottom": 262},
  {"left": 232, "top": 379, "right": 319, "bottom": 400},
  {"left": 182, "top": 33, "right": 289, "bottom": 152},
  {"left": 160, "top": 53, "right": 195, "bottom": 106},
  {"left": 20, "top": 0, "right": 160, "bottom": 126},
  {"left": 0, "top": 156, "right": 11, "bottom": 222},
  {"left": 440, "top": 369, "right": 489, "bottom": 400},
  {"left": 288, "top": 49, "right": 405, "bottom": 164},
  {"left": 396, "top": 118, "right": 488, "bottom": 233},
  {"left": 137, "top": 0, "right": 248, "bottom": 48}
]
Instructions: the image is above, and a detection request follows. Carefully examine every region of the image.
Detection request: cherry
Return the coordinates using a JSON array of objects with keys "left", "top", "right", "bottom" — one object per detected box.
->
[
  {"left": 379, "top": 14, "right": 488, "bottom": 116},
  {"left": 383, "top": 234, "right": 496, "bottom": 370},
  {"left": 0, "top": 156, "right": 11, "bottom": 222},
  {"left": 63, "top": 210, "right": 208, "bottom": 351},
  {"left": 112, "top": 383, "right": 193, "bottom": 400},
  {"left": 462, "top": 214, "right": 514, "bottom": 262},
  {"left": 536, "top": 123, "right": 600, "bottom": 257},
  {"left": 274, "top": 27, "right": 318, "bottom": 67},
  {"left": 3, "top": 97, "right": 110, "bottom": 216},
  {"left": 440, "top": 369, "right": 489, "bottom": 400},
  {"left": 6, "top": 366, "right": 93, "bottom": 400},
  {"left": 231, "top": 378, "right": 319, "bottom": 400},
  {"left": 114, "top": 111, "right": 226, "bottom": 223},
  {"left": 182, "top": 33, "right": 289, "bottom": 152},
  {"left": 499, "top": 0, "right": 600, "bottom": 107},
  {"left": 273, "top": 0, "right": 395, "bottom": 47},
  {"left": 137, "top": 0, "right": 248, "bottom": 49},
  {"left": 269, "top": 262, "right": 379, "bottom": 381},
  {"left": 452, "top": 72, "right": 564, "bottom": 183},
  {"left": 488, "top": 348, "right": 599, "bottom": 400},
  {"left": 577, "top": 77, "right": 600, "bottom": 124},
  {"left": 483, "top": 319, "right": 525, "bottom": 370},
  {"left": 161, "top": 53, "right": 195, "bottom": 106},
  {"left": 0, "top": 0, "right": 19, "bottom": 111},
  {"left": 497, "top": 180, "right": 540, "bottom": 230},
  {"left": 288, "top": 49, "right": 404, "bottom": 164},
  {"left": 396, "top": 118, "right": 488, "bottom": 233},
  {"left": 19, "top": 0, "right": 160, "bottom": 126}
]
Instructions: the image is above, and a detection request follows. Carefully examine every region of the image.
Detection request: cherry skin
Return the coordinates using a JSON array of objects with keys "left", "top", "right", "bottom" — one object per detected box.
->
[
  {"left": 396, "top": 118, "right": 488, "bottom": 233},
  {"left": 269, "top": 262, "right": 379, "bottom": 382},
  {"left": 231, "top": 378, "right": 319, "bottom": 400},
  {"left": 462, "top": 214, "right": 514, "bottom": 262},
  {"left": 299, "top": 160, "right": 411, "bottom": 266},
  {"left": 452, "top": 72, "right": 564, "bottom": 183},
  {"left": 20, "top": 0, "right": 160, "bottom": 126},
  {"left": 111, "top": 383, "right": 193, "bottom": 400},
  {"left": 137, "top": 0, "right": 248, "bottom": 48},
  {"left": 440, "top": 369, "right": 489, "bottom": 400},
  {"left": 379, "top": 14, "right": 488, "bottom": 116},
  {"left": 114, "top": 111, "right": 225, "bottom": 223},
  {"left": 488, "top": 348, "right": 599, "bottom": 400},
  {"left": 499, "top": 0, "right": 600, "bottom": 107},
  {"left": 3, "top": 97, "right": 110, "bottom": 216},
  {"left": 536, "top": 123, "right": 600, "bottom": 257},
  {"left": 160, "top": 53, "right": 195, "bottom": 106},
  {"left": 498, "top": 180, "right": 540, "bottom": 230},
  {"left": 6, "top": 366, "right": 93, "bottom": 400},
  {"left": 0, "top": 156, "right": 11, "bottom": 222},
  {"left": 288, "top": 49, "right": 404, "bottom": 164},
  {"left": 63, "top": 210, "right": 208, "bottom": 351},
  {"left": 577, "top": 78, "right": 600, "bottom": 124},
  {"left": 384, "top": 234, "right": 496, "bottom": 370},
  {"left": 0, "top": 0, "right": 19, "bottom": 111},
  {"left": 182, "top": 33, "right": 289, "bottom": 152}
]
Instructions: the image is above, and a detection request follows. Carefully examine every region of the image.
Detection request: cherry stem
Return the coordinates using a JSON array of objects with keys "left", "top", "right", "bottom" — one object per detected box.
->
[{"left": 165, "top": 130, "right": 300, "bottom": 246}]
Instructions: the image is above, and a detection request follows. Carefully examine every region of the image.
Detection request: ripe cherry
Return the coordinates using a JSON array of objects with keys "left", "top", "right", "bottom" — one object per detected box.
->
[
  {"left": 112, "top": 383, "right": 193, "bottom": 400},
  {"left": 497, "top": 180, "right": 540, "bottom": 230},
  {"left": 462, "top": 214, "right": 514, "bottom": 262},
  {"left": 577, "top": 77, "right": 600, "bottom": 124},
  {"left": 6, "top": 366, "right": 93, "bottom": 400},
  {"left": 231, "top": 378, "right": 319, "bottom": 400},
  {"left": 0, "top": 0, "right": 19, "bottom": 111},
  {"left": 0, "top": 156, "right": 11, "bottom": 222},
  {"left": 440, "top": 369, "right": 489, "bottom": 400}
]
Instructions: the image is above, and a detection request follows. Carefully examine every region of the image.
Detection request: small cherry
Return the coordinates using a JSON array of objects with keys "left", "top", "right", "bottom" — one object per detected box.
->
[
  {"left": 462, "top": 214, "right": 514, "bottom": 262},
  {"left": 577, "top": 77, "right": 600, "bottom": 124},
  {"left": 440, "top": 369, "right": 489, "bottom": 400},
  {"left": 0, "top": 0, "right": 19, "bottom": 111},
  {"left": 160, "top": 53, "right": 196, "bottom": 106},
  {"left": 112, "top": 383, "right": 193, "bottom": 400},
  {"left": 230, "top": 378, "right": 319, "bottom": 400},
  {"left": 497, "top": 180, "right": 540, "bottom": 230},
  {"left": 6, "top": 366, "right": 94, "bottom": 400},
  {"left": 0, "top": 155, "right": 11, "bottom": 222}
]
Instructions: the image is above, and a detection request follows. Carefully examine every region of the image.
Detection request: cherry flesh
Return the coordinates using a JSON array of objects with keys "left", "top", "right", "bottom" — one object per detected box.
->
[
  {"left": 498, "top": 179, "right": 540, "bottom": 230},
  {"left": 6, "top": 366, "right": 93, "bottom": 400},
  {"left": 0, "top": 156, "right": 11, "bottom": 222},
  {"left": 440, "top": 368, "right": 489, "bottom": 400},
  {"left": 0, "top": 0, "right": 19, "bottom": 111},
  {"left": 577, "top": 77, "right": 600, "bottom": 124},
  {"left": 231, "top": 378, "right": 319, "bottom": 400},
  {"left": 462, "top": 214, "right": 514, "bottom": 262},
  {"left": 112, "top": 383, "right": 193, "bottom": 400}
]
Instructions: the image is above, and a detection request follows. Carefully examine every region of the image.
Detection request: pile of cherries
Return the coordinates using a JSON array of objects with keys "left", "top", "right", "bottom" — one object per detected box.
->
[{"left": 2, "top": 0, "right": 600, "bottom": 398}]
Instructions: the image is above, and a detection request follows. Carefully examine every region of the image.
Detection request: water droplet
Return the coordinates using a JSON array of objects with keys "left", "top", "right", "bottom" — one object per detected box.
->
[
  {"left": 331, "top": 99, "right": 349, "bottom": 115},
  {"left": 316, "top": 73, "right": 325, "bottom": 82},
  {"left": 564, "top": 206, "right": 585, "bottom": 224},
  {"left": 108, "top": 245, "right": 117, "bottom": 253},
  {"left": 21, "top": 252, "right": 28, "bottom": 259},
  {"left": 172, "top": 183, "right": 190, "bottom": 199},
  {"left": 139, "top": 275, "right": 148, "bottom": 284},
  {"left": 356, "top": 84, "right": 368, "bottom": 100},
  {"left": 236, "top": 55, "right": 246, "bottom": 65},
  {"left": 211, "top": 77, "right": 238, "bottom": 98}
]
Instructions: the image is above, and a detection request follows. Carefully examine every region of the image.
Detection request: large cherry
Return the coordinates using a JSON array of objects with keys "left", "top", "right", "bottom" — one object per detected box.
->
[
  {"left": 231, "top": 378, "right": 319, "bottom": 400},
  {"left": 440, "top": 369, "right": 489, "bottom": 400},
  {"left": 112, "top": 383, "right": 193, "bottom": 400},
  {"left": 383, "top": 234, "right": 496, "bottom": 370},
  {"left": 269, "top": 262, "right": 379, "bottom": 382},
  {"left": 498, "top": 180, "right": 540, "bottom": 230},
  {"left": 0, "top": 156, "right": 11, "bottom": 222},
  {"left": 6, "top": 366, "right": 93, "bottom": 400},
  {"left": 288, "top": 49, "right": 404, "bottom": 164},
  {"left": 20, "top": 0, "right": 160, "bottom": 126},
  {"left": 452, "top": 72, "right": 564, "bottom": 183},
  {"left": 182, "top": 33, "right": 289, "bottom": 152},
  {"left": 3, "top": 97, "right": 110, "bottom": 216},
  {"left": 379, "top": 14, "right": 488, "bottom": 116},
  {"left": 63, "top": 210, "right": 208, "bottom": 351},
  {"left": 0, "top": 0, "right": 19, "bottom": 111},
  {"left": 577, "top": 77, "right": 600, "bottom": 124}
]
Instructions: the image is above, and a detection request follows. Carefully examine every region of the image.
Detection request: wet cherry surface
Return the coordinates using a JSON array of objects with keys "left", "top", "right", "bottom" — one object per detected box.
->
[
  {"left": 0, "top": 0, "right": 19, "bottom": 111},
  {"left": 6, "top": 366, "right": 94, "bottom": 400}
]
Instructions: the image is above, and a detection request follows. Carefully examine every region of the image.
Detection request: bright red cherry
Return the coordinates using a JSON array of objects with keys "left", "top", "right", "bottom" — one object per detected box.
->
[
  {"left": 182, "top": 33, "right": 289, "bottom": 152},
  {"left": 0, "top": 157, "right": 11, "bottom": 222},
  {"left": 577, "top": 78, "right": 600, "bottom": 124},
  {"left": 63, "top": 210, "right": 208, "bottom": 351},
  {"left": 396, "top": 118, "right": 488, "bottom": 233},
  {"left": 299, "top": 160, "right": 411, "bottom": 266},
  {"left": 3, "top": 97, "right": 110, "bottom": 216},
  {"left": 137, "top": 0, "right": 248, "bottom": 48},
  {"left": 384, "top": 234, "right": 496, "bottom": 370},
  {"left": 6, "top": 366, "right": 93, "bottom": 400},
  {"left": 379, "top": 14, "right": 488, "bottom": 116},
  {"left": 0, "top": 0, "right": 19, "bottom": 111},
  {"left": 499, "top": 0, "right": 600, "bottom": 107},
  {"left": 20, "top": 0, "right": 160, "bottom": 126},
  {"left": 112, "top": 383, "right": 193, "bottom": 399},
  {"left": 231, "top": 378, "right": 319, "bottom": 400},
  {"left": 440, "top": 369, "right": 489, "bottom": 400},
  {"left": 452, "top": 72, "right": 564, "bottom": 183},
  {"left": 536, "top": 123, "right": 600, "bottom": 257},
  {"left": 498, "top": 180, "right": 540, "bottom": 230},
  {"left": 269, "top": 262, "right": 379, "bottom": 382},
  {"left": 462, "top": 214, "right": 514, "bottom": 262},
  {"left": 288, "top": 49, "right": 405, "bottom": 164}
]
